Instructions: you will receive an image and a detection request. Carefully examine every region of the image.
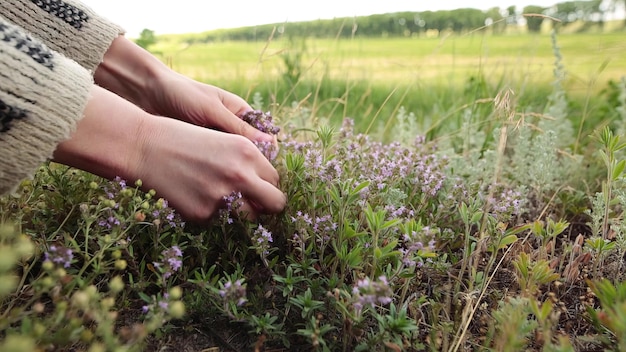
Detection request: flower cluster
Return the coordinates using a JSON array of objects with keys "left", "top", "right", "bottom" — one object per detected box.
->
[
  {"left": 485, "top": 185, "right": 526, "bottom": 222},
  {"left": 290, "top": 211, "right": 338, "bottom": 249},
  {"left": 96, "top": 177, "right": 129, "bottom": 230},
  {"left": 151, "top": 198, "right": 184, "bottom": 229},
  {"left": 284, "top": 119, "right": 447, "bottom": 203},
  {"left": 240, "top": 110, "right": 280, "bottom": 135},
  {"left": 98, "top": 214, "right": 121, "bottom": 229},
  {"left": 251, "top": 224, "right": 273, "bottom": 256},
  {"left": 255, "top": 141, "right": 279, "bottom": 161},
  {"left": 339, "top": 117, "right": 355, "bottom": 139},
  {"left": 143, "top": 292, "right": 170, "bottom": 314},
  {"left": 400, "top": 227, "right": 437, "bottom": 268},
  {"left": 219, "top": 191, "right": 244, "bottom": 224},
  {"left": 352, "top": 276, "right": 393, "bottom": 315},
  {"left": 291, "top": 146, "right": 344, "bottom": 183},
  {"left": 140, "top": 287, "right": 185, "bottom": 319},
  {"left": 44, "top": 245, "right": 73, "bottom": 268},
  {"left": 384, "top": 204, "right": 414, "bottom": 221},
  {"left": 219, "top": 279, "right": 247, "bottom": 307},
  {"left": 153, "top": 246, "right": 183, "bottom": 280},
  {"left": 102, "top": 176, "right": 127, "bottom": 200}
]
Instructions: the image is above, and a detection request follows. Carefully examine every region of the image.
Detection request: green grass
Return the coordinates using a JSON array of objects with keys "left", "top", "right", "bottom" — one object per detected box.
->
[
  {"left": 151, "top": 32, "right": 625, "bottom": 140},
  {"left": 3, "top": 30, "right": 626, "bottom": 352},
  {"left": 155, "top": 33, "right": 625, "bottom": 89}
]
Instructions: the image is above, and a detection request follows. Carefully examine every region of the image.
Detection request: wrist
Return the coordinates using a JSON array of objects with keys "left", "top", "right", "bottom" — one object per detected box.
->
[
  {"left": 94, "top": 36, "right": 168, "bottom": 112},
  {"left": 53, "top": 86, "right": 151, "bottom": 183}
]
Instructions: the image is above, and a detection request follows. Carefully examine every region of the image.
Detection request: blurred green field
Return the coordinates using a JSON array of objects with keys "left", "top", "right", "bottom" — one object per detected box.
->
[
  {"left": 152, "top": 32, "right": 626, "bottom": 136},
  {"left": 155, "top": 32, "right": 625, "bottom": 87}
]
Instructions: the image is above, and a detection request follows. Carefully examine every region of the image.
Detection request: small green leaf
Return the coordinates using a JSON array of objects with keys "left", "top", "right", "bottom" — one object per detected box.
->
[
  {"left": 505, "top": 223, "right": 532, "bottom": 236},
  {"left": 540, "top": 300, "right": 553, "bottom": 320},
  {"left": 531, "top": 220, "right": 544, "bottom": 237},
  {"left": 598, "top": 149, "right": 610, "bottom": 168},
  {"left": 373, "top": 247, "right": 383, "bottom": 260},
  {"left": 351, "top": 180, "right": 370, "bottom": 195},
  {"left": 470, "top": 211, "right": 483, "bottom": 224},
  {"left": 417, "top": 250, "right": 437, "bottom": 259},
  {"left": 381, "top": 218, "right": 401, "bottom": 230},
  {"left": 499, "top": 234, "right": 518, "bottom": 248},
  {"left": 615, "top": 142, "right": 626, "bottom": 152},
  {"left": 328, "top": 184, "right": 342, "bottom": 205},
  {"left": 459, "top": 202, "right": 469, "bottom": 223},
  {"left": 613, "top": 159, "right": 626, "bottom": 180}
]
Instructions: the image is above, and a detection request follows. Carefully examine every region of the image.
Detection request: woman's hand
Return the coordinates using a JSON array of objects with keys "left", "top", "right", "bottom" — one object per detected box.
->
[
  {"left": 95, "top": 36, "right": 273, "bottom": 143},
  {"left": 54, "top": 85, "right": 286, "bottom": 221},
  {"left": 133, "top": 112, "right": 285, "bottom": 221},
  {"left": 145, "top": 72, "right": 276, "bottom": 143}
]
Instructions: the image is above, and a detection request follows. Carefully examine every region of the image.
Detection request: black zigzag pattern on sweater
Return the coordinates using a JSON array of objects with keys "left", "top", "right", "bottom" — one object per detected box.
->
[
  {"left": 0, "top": 98, "right": 27, "bottom": 132},
  {"left": 0, "top": 22, "right": 54, "bottom": 69},
  {"left": 30, "top": 0, "right": 89, "bottom": 30}
]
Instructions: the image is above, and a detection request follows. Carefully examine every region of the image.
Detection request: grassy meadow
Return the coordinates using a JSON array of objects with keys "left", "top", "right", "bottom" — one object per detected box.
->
[
  {"left": 157, "top": 32, "right": 625, "bottom": 89},
  {"left": 3, "top": 27, "right": 626, "bottom": 351},
  {"left": 153, "top": 31, "right": 626, "bottom": 144}
]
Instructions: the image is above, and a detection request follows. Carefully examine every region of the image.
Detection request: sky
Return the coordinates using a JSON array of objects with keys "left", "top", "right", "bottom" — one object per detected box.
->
[{"left": 80, "top": 0, "right": 602, "bottom": 37}]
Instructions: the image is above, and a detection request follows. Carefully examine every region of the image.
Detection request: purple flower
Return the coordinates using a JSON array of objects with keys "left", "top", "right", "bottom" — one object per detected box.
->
[
  {"left": 219, "top": 191, "right": 243, "bottom": 224},
  {"left": 219, "top": 279, "right": 247, "bottom": 307},
  {"left": 292, "top": 232, "right": 304, "bottom": 246},
  {"left": 339, "top": 118, "right": 355, "bottom": 139},
  {"left": 252, "top": 224, "right": 273, "bottom": 256},
  {"left": 102, "top": 176, "right": 128, "bottom": 199},
  {"left": 154, "top": 246, "right": 183, "bottom": 280},
  {"left": 255, "top": 141, "right": 279, "bottom": 161},
  {"left": 240, "top": 110, "right": 280, "bottom": 135},
  {"left": 400, "top": 224, "right": 437, "bottom": 268},
  {"left": 318, "top": 158, "right": 343, "bottom": 182},
  {"left": 290, "top": 211, "right": 338, "bottom": 249},
  {"left": 150, "top": 198, "right": 184, "bottom": 229},
  {"left": 485, "top": 185, "right": 525, "bottom": 221},
  {"left": 44, "top": 245, "right": 73, "bottom": 268},
  {"left": 352, "top": 276, "right": 393, "bottom": 314},
  {"left": 97, "top": 213, "right": 122, "bottom": 230},
  {"left": 142, "top": 293, "right": 173, "bottom": 315},
  {"left": 114, "top": 176, "right": 127, "bottom": 189}
]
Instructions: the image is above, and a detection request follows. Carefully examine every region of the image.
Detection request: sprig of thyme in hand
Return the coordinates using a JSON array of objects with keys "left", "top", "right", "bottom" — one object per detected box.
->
[{"left": 240, "top": 110, "right": 280, "bottom": 135}]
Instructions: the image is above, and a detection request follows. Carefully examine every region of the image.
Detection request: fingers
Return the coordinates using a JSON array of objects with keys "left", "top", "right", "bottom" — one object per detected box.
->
[
  {"left": 140, "top": 114, "right": 285, "bottom": 222},
  {"left": 216, "top": 186, "right": 283, "bottom": 224},
  {"left": 238, "top": 147, "right": 285, "bottom": 214},
  {"left": 201, "top": 138, "right": 283, "bottom": 223},
  {"left": 215, "top": 104, "right": 275, "bottom": 143},
  {"left": 253, "top": 153, "right": 281, "bottom": 187},
  {"left": 241, "top": 178, "right": 287, "bottom": 214},
  {"left": 237, "top": 200, "right": 258, "bottom": 221},
  {"left": 211, "top": 88, "right": 275, "bottom": 143}
]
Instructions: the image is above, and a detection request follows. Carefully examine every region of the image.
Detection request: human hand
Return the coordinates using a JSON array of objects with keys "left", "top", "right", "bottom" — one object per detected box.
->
[
  {"left": 134, "top": 114, "right": 285, "bottom": 221},
  {"left": 145, "top": 72, "right": 276, "bottom": 143},
  {"left": 54, "top": 86, "right": 285, "bottom": 221},
  {"left": 95, "top": 36, "right": 274, "bottom": 143}
]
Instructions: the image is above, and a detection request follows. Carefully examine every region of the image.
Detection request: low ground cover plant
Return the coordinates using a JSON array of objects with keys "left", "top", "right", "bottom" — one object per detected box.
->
[{"left": 2, "top": 33, "right": 626, "bottom": 351}]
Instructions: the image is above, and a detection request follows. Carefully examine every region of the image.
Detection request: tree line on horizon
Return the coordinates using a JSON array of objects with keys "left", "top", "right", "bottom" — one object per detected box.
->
[{"left": 136, "top": 0, "right": 625, "bottom": 48}]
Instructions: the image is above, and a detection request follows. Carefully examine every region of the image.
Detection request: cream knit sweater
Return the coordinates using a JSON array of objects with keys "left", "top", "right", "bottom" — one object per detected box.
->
[{"left": 0, "top": 0, "right": 124, "bottom": 194}]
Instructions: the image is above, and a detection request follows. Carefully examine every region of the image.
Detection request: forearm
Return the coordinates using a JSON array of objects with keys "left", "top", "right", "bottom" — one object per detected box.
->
[
  {"left": 0, "top": 0, "right": 124, "bottom": 73},
  {"left": 0, "top": 15, "right": 92, "bottom": 195},
  {"left": 94, "top": 36, "right": 169, "bottom": 114},
  {"left": 53, "top": 85, "right": 147, "bottom": 183},
  {"left": 93, "top": 36, "right": 260, "bottom": 136}
]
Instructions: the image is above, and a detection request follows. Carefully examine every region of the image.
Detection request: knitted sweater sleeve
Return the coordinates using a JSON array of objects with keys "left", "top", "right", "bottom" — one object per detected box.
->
[
  {"left": 0, "top": 15, "right": 92, "bottom": 194},
  {"left": 0, "top": 0, "right": 125, "bottom": 73}
]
